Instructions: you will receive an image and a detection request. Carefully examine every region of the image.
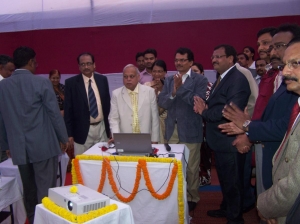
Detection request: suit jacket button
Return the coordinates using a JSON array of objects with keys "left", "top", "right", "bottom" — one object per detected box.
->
[{"left": 285, "top": 157, "right": 289, "bottom": 162}]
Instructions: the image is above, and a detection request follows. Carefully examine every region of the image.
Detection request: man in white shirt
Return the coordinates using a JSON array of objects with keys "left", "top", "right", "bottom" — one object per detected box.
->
[{"left": 0, "top": 55, "right": 14, "bottom": 81}]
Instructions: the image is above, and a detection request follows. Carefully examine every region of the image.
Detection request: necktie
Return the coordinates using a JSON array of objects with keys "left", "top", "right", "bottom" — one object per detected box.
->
[
  {"left": 130, "top": 91, "right": 140, "bottom": 133},
  {"left": 212, "top": 76, "right": 221, "bottom": 94},
  {"left": 275, "top": 102, "right": 300, "bottom": 160},
  {"left": 88, "top": 79, "right": 98, "bottom": 119}
]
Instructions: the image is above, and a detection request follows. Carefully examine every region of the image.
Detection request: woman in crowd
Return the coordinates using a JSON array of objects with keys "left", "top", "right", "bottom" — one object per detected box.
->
[
  {"left": 243, "top": 46, "right": 256, "bottom": 69},
  {"left": 144, "top": 60, "right": 167, "bottom": 144},
  {"left": 49, "top": 69, "right": 65, "bottom": 116},
  {"left": 191, "top": 62, "right": 213, "bottom": 186}
]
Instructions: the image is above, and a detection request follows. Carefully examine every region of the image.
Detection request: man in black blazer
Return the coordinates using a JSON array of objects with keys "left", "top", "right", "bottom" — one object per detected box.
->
[
  {"left": 194, "top": 45, "right": 251, "bottom": 224},
  {"left": 64, "top": 53, "right": 110, "bottom": 155}
]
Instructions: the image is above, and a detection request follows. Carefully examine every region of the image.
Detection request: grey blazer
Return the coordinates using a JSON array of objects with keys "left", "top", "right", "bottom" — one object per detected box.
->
[
  {"left": 0, "top": 69, "right": 68, "bottom": 165},
  {"left": 257, "top": 112, "right": 300, "bottom": 224},
  {"left": 158, "top": 71, "right": 207, "bottom": 143}
]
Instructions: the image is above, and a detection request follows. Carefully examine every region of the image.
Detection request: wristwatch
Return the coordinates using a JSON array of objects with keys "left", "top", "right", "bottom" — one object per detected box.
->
[{"left": 242, "top": 120, "right": 251, "bottom": 132}]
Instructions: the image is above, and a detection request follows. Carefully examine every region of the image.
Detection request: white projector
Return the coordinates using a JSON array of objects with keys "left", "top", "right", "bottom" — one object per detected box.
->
[{"left": 48, "top": 184, "right": 110, "bottom": 215}]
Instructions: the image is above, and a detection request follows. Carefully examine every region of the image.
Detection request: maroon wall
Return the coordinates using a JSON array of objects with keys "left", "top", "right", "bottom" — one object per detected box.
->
[{"left": 0, "top": 15, "right": 299, "bottom": 74}]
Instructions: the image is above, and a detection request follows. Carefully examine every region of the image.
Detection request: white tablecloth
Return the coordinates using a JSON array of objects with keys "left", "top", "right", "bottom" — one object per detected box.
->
[
  {"left": 34, "top": 199, "right": 135, "bottom": 224},
  {"left": 0, "top": 177, "right": 25, "bottom": 224},
  {"left": 0, "top": 153, "right": 69, "bottom": 224},
  {"left": 79, "top": 143, "right": 189, "bottom": 224}
]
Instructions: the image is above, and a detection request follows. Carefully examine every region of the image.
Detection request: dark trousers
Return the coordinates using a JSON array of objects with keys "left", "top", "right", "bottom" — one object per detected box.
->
[
  {"left": 18, "top": 155, "right": 58, "bottom": 224},
  {"left": 200, "top": 140, "right": 212, "bottom": 177},
  {"left": 243, "top": 148, "right": 255, "bottom": 208},
  {"left": 214, "top": 151, "right": 246, "bottom": 224}
]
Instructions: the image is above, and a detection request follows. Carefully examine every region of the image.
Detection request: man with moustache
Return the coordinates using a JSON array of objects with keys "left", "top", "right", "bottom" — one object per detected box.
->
[
  {"left": 194, "top": 44, "right": 250, "bottom": 223},
  {"left": 64, "top": 53, "right": 111, "bottom": 155},
  {"left": 256, "top": 37, "right": 300, "bottom": 224},
  {"left": 158, "top": 47, "right": 207, "bottom": 212},
  {"left": 135, "top": 52, "right": 145, "bottom": 73},
  {"left": 253, "top": 27, "right": 278, "bottom": 120},
  {"left": 108, "top": 64, "right": 159, "bottom": 143},
  {"left": 219, "top": 24, "right": 300, "bottom": 196},
  {"left": 254, "top": 58, "right": 267, "bottom": 85},
  {"left": 257, "top": 27, "right": 276, "bottom": 65},
  {"left": 139, "top": 48, "right": 157, "bottom": 84}
]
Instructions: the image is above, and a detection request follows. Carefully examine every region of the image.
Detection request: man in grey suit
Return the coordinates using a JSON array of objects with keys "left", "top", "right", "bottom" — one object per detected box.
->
[
  {"left": 0, "top": 47, "right": 69, "bottom": 224},
  {"left": 158, "top": 47, "right": 207, "bottom": 212},
  {"left": 256, "top": 38, "right": 300, "bottom": 224}
]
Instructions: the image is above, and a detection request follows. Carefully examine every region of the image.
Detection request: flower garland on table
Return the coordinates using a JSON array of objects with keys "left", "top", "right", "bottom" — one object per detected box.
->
[
  {"left": 42, "top": 197, "right": 118, "bottom": 223},
  {"left": 177, "top": 161, "right": 184, "bottom": 224},
  {"left": 72, "top": 155, "right": 185, "bottom": 223}
]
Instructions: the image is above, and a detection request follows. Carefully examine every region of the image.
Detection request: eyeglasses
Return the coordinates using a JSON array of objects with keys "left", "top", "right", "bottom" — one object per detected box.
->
[
  {"left": 123, "top": 75, "right": 137, "bottom": 79},
  {"left": 211, "top": 55, "right": 226, "bottom": 60},
  {"left": 79, "top": 62, "right": 94, "bottom": 67},
  {"left": 281, "top": 60, "right": 300, "bottom": 70},
  {"left": 268, "top": 43, "right": 288, "bottom": 53},
  {"left": 174, "top": 59, "right": 189, "bottom": 63}
]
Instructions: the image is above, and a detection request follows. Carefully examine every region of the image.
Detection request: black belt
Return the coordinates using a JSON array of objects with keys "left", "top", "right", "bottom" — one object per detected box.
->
[{"left": 90, "top": 121, "right": 101, "bottom": 126}]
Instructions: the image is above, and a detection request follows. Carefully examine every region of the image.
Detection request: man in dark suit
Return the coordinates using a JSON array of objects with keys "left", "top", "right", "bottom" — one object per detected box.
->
[
  {"left": 194, "top": 44, "right": 251, "bottom": 224},
  {"left": 64, "top": 53, "right": 110, "bottom": 155},
  {"left": 219, "top": 24, "right": 300, "bottom": 195},
  {"left": 0, "top": 47, "right": 69, "bottom": 224},
  {"left": 158, "top": 47, "right": 207, "bottom": 212}
]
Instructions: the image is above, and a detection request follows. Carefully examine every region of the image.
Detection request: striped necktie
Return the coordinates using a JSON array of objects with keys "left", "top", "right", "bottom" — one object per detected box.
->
[
  {"left": 88, "top": 79, "right": 98, "bottom": 119},
  {"left": 129, "top": 91, "right": 140, "bottom": 133}
]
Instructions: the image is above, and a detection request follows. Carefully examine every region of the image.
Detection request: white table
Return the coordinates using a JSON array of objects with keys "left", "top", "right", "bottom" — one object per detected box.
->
[
  {"left": 0, "top": 153, "right": 69, "bottom": 223},
  {"left": 34, "top": 199, "right": 135, "bottom": 224},
  {"left": 78, "top": 143, "right": 189, "bottom": 224},
  {"left": 0, "top": 177, "right": 25, "bottom": 224},
  {"left": 0, "top": 153, "right": 70, "bottom": 193}
]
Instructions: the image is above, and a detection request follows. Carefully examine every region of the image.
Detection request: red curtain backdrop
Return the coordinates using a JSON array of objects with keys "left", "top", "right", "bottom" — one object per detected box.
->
[{"left": 0, "top": 15, "right": 299, "bottom": 74}]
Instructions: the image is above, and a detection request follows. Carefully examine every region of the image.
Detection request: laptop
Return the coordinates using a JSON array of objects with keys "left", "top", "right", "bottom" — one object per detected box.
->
[{"left": 113, "top": 133, "right": 152, "bottom": 156}]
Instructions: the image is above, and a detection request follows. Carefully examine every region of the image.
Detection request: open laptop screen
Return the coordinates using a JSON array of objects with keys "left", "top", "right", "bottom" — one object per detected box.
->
[{"left": 113, "top": 133, "right": 152, "bottom": 154}]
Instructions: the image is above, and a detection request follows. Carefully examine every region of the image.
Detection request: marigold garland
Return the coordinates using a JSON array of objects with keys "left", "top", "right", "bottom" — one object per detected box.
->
[
  {"left": 72, "top": 155, "right": 185, "bottom": 223},
  {"left": 42, "top": 197, "right": 118, "bottom": 223},
  {"left": 177, "top": 161, "right": 184, "bottom": 224}
]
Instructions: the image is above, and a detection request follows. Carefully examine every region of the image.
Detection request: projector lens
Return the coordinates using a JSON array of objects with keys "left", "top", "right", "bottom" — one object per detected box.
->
[{"left": 67, "top": 201, "right": 73, "bottom": 211}]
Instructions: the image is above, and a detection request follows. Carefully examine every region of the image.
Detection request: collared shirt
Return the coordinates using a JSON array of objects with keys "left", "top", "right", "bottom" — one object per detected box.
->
[
  {"left": 126, "top": 84, "right": 139, "bottom": 95},
  {"left": 139, "top": 69, "right": 153, "bottom": 84},
  {"left": 255, "top": 75, "right": 261, "bottom": 86},
  {"left": 181, "top": 68, "right": 191, "bottom": 83},
  {"left": 82, "top": 73, "right": 103, "bottom": 123},
  {"left": 274, "top": 71, "right": 283, "bottom": 93},
  {"left": 220, "top": 65, "right": 235, "bottom": 80},
  {"left": 0, "top": 74, "right": 3, "bottom": 81},
  {"left": 249, "top": 61, "right": 256, "bottom": 69},
  {"left": 170, "top": 68, "right": 192, "bottom": 99}
]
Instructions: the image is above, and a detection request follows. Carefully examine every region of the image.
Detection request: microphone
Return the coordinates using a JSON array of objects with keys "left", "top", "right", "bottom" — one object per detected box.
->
[{"left": 164, "top": 143, "right": 171, "bottom": 152}]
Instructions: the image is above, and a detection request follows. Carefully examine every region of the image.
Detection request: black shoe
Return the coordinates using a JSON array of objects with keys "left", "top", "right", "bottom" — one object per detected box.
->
[
  {"left": 243, "top": 203, "right": 255, "bottom": 213},
  {"left": 188, "top": 201, "right": 197, "bottom": 212},
  {"left": 207, "top": 209, "right": 227, "bottom": 218}
]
